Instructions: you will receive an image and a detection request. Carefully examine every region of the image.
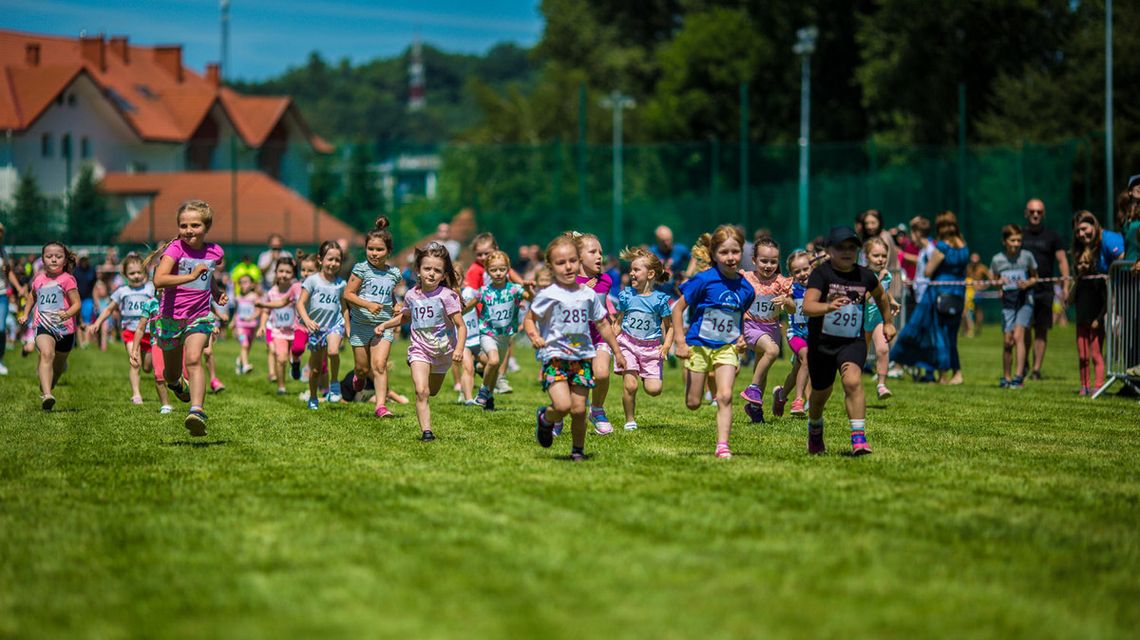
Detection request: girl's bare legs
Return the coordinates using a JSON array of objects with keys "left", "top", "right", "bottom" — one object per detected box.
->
[
  {"left": 794, "top": 348, "right": 810, "bottom": 401},
  {"left": 274, "top": 339, "right": 290, "bottom": 392},
  {"left": 308, "top": 347, "right": 326, "bottom": 399},
  {"left": 182, "top": 332, "right": 210, "bottom": 408},
  {"left": 327, "top": 334, "right": 343, "bottom": 385},
  {"left": 591, "top": 350, "right": 612, "bottom": 412},
  {"left": 352, "top": 345, "right": 371, "bottom": 391},
  {"left": 621, "top": 371, "right": 639, "bottom": 424},
  {"left": 459, "top": 348, "right": 475, "bottom": 402},
  {"left": 35, "top": 334, "right": 57, "bottom": 396},
  {"left": 410, "top": 362, "right": 446, "bottom": 433},
  {"left": 712, "top": 364, "right": 736, "bottom": 444},
  {"left": 125, "top": 342, "right": 143, "bottom": 399},
  {"left": 748, "top": 335, "right": 780, "bottom": 393},
  {"left": 872, "top": 324, "right": 890, "bottom": 387},
  {"left": 370, "top": 338, "right": 392, "bottom": 410}
]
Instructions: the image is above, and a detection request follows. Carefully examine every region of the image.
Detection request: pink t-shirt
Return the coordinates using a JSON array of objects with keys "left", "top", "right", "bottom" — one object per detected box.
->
[
  {"left": 265, "top": 283, "right": 299, "bottom": 331},
  {"left": 32, "top": 272, "right": 78, "bottom": 335},
  {"left": 577, "top": 273, "right": 615, "bottom": 345},
  {"left": 234, "top": 291, "right": 261, "bottom": 330},
  {"left": 743, "top": 271, "right": 792, "bottom": 324},
  {"left": 404, "top": 285, "right": 462, "bottom": 356},
  {"left": 159, "top": 240, "right": 225, "bottom": 320}
]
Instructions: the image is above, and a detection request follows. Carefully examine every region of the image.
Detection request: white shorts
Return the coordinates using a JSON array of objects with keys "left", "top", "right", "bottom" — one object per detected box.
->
[{"left": 479, "top": 333, "right": 512, "bottom": 356}]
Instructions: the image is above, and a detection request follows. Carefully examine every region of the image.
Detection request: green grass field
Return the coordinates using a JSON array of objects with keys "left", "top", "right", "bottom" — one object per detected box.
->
[{"left": 1, "top": 324, "right": 1138, "bottom": 639}]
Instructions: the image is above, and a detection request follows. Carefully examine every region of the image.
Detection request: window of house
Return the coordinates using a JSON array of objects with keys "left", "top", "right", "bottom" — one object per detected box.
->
[
  {"left": 55, "top": 94, "right": 64, "bottom": 106},
  {"left": 41, "top": 133, "right": 52, "bottom": 157},
  {"left": 67, "top": 94, "right": 77, "bottom": 107},
  {"left": 61, "top": 134, "right": 71, "bottom": 159},
  {"left": 80, "top": 137, "right": 91, "bottom": 159}
]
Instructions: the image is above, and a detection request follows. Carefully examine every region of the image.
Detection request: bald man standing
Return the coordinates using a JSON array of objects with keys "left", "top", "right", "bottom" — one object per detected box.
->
[
  {"left": 649, "top": 225, "right": 691, "bottom": 297},
  {"left": 1020, "top": 198, "right": 1069, "bottom": 380}
]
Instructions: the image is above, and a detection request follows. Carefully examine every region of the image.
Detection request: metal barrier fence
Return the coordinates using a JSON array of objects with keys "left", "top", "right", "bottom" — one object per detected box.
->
[{"left": 1093, "top": 261, "right": 1140, "bottom": 399}]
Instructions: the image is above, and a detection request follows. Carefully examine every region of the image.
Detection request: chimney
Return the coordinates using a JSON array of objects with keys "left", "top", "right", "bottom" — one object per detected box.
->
[
  {"left": 154, "top": 45, "right": 183, "bottom": 83},
  {"left": 205, "top": 63, "right": 220, "bottom": 88},
  {"left": 108, "top": 36, "right": 129, "bottom": 64},
  {"left": 25, "top": 42, "right": 41, "bottom": 67},
  {"left": 80, "top": 35, "right": 106, "bottom": 72}
]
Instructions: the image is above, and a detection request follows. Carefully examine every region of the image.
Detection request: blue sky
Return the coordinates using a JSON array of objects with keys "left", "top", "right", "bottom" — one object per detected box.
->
[{"left": 2, "top": 0, "right": 544, "bottom": 80}]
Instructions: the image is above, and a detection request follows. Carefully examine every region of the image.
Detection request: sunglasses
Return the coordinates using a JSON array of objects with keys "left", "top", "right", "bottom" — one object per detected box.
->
[{"left": 1026, "top": 209, "right": 1044, "bottom": 214}]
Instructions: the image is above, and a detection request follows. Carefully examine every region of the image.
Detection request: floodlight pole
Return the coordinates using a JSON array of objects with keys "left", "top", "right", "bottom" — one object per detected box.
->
[
  {"left": 601, "top": 90, "right": 635, "bottom": 250},
  {"left": 1105, "top": 0, "right": 1114, "bottom": 226},
  {"left": 794, "top": 27, "right": 818, "bottom": 248}
]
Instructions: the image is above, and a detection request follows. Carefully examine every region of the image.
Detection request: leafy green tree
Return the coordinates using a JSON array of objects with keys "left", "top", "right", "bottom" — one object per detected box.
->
[
  {"left": 67, "top": 165, "right": 118, "bottom": 245},
  {"left": 336, "top": 144, "right": 383, "bottom": 230},
  {"left": 10, "top": 173, "right": 48, "bottom": 245}
]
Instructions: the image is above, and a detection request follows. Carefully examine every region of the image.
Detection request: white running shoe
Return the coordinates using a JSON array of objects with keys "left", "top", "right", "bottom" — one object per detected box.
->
[
  {"left": 159, "top": 405, "right": 174, "bottom": 414},
  {"left": 507, "top": 356, "right": 520, "bottom": 373},
  {"left": 624, "top": 421, "right": 638, "bottom": 431},
  {"left": 0, "top": 361, "right": 8, "bottom": 376},
  {"left": 494, "top": 377, "right": 513, "bottom": 394}
]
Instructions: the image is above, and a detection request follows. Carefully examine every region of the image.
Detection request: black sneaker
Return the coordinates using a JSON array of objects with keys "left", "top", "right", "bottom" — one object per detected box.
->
[
  {"left": 483, "top": 395, "right": 495, "bottom": 411},
  {"left": 291, "top": 361, "right": 301, "bottom": 381},
  {"left": 420, "top": 430, "right": 436, "bottom": 442},
  {"left": 166, "top": 378, "right": 191, "bottom": 403},
  {"left": 184, "top": 409, "right": 208, "bottom": 437},
  {"left": 1030, "top": 370, "right": 1042, "bottom": 381},
  {"left": 570, "top": 449, "right": 587, "bottom": 462},
  {"left": 744, "top": 402, "right": 765, "bottom": 424},
  {"left": 535, "top": 406, "right": 554, "bottom": 448}
]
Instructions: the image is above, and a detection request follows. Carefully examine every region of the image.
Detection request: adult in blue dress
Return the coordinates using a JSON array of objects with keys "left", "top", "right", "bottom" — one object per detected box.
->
[{"left": 891, "top": 210, "right": 970, "bottom": 384}]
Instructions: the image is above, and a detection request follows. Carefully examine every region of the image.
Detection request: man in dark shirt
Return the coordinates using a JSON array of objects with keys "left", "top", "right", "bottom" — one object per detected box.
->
[
  {"left": 650, "top": 225, "right": 691, "bottom": 298},
  {"left": 1019, "top": 198, "right": 1070, "bottom": 380}
]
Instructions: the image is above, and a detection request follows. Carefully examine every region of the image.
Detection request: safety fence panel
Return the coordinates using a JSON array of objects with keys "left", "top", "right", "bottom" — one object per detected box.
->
[{"left": 1094, "top": 261, "right": 1140, "bottom": 399}]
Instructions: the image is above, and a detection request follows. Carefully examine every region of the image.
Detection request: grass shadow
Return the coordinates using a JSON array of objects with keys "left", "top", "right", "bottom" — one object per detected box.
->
[{"left": 161, "top": 440, "right": 229, "bottom": 448}]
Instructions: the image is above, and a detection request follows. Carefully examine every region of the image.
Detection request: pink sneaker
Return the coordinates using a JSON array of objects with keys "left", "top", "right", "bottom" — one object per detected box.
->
[
  {"left": 374, "top": 405, "right": 394, "bottom": 418},
  {"left": 772, "top": 385, "right": 787, "bottom": 417},
  {"left": 210, "top": 378, "right": 225, "bottom": 393},
  {"left": 715, "top": 443, "right": 733, "bottom": 459},
  {"left": 131, "top": 395, "right": 144, "bottom": 405},
  {"left": 789, "top": 398, "right": 806, "bottom": 417},
  {"left": 851, "top": 431, "right": 872, "bottom": 456},
  {"left": 589, "top": 408, "right": 613, "bottom": 435}
]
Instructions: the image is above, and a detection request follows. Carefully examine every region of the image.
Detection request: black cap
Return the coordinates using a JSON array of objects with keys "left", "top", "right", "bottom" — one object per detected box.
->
[
  {"left": 1128, "top": 174, "right": 1140, "bottom": 189},
  {"left": 826, "top": 225, "right": 862, "bottom": 248}
]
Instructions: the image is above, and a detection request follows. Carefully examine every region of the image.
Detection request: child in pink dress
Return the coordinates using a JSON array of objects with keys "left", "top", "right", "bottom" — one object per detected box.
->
[{"left": 19, "top": 242, "right": 81, "bottom": 410}]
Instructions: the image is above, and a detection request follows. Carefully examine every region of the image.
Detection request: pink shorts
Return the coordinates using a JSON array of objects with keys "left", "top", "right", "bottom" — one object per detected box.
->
[
  {"left": 407, "top": 341, "right": 453, "bottom": 375},
  {"left": 615, "top": 333, "right": 663, "bottom": 380},
  {"left": 743, "top": 319, "right": 781, "bottom": 348},
  {"left": 268, "top": 325, "right": 295, "bottom": 345},
  {"left": 235, "top": 325, "right": 257, "bottom": 346},
  {"left": 292, "top": 328, "right": 308, "bottom": 357},
  {"left": 788, "top": 335, "right": 808, "bottom": 355}
]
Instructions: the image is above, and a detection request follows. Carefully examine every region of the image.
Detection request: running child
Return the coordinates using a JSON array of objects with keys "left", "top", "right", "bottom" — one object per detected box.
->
[
  {"left": 571, "top": 232, "right": 619, "bottom": 434},
  {"left": 774, "top": 250, "right": 812, "bottom": 418},
  {"left": 739, "top": 238, "right": 792, "bottom": 423},
  {"left": 613, "top": 247, "right": 673, "bottom": 431},
  {"left": 473, "top": 251, "right": 531, "bottom": 411},
  {"left": 148, "top": 199, "right": 228, "bottom": 435},
  {"left": 1068, "top": 251, "right": 1107, "bottom": 396},
  {"left": 232, "top": 274, "right": 260, "bottom": 375},
  {"left": 294, "top": 253, "right": 318, "bottom": 381},
  {"left": 670, "top": 226, "right": 755, "bottom": 459},
  {"left": 128, "top": 291, "right": 172, "bottom": 414},
  {"left": 464, "top": 232, "right": 527, "bottom": 394},
  {"left": 87, "top": 253, "right": 168, "bottom": 406},
  {"left": 18, "top": 242, "right": 81, "bottom": 410},
  {"left": 456, "top": 268, "right": 482, "bottom": 405},
  {"left": 526, "top": 234, "right": 626, "bottom": 460},
  {"left": 801, "top": 226, "right": 896, "bottom": 455},
  {"left": 377, "top": 242, "right": 466, "bottom": 441},
  {"left": 343, "top": 217, "right": 402, "bottom": 418},
  {"left": 256, "top": 255, "right": 301, "bottom": 396},
  {"left": 863, "top": 237, "right": 900, "bottom": 400},
  {"left": 297, "top": 241, "right": 347, "bottom": 409},
  {"left": 990, "top": 224, "right": 1038, "bottom": 389}
]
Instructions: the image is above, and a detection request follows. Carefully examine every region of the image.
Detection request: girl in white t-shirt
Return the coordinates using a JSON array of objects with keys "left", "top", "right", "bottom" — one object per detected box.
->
[{"left": 524, "top": 234, "right": 626, "bottom": 461}]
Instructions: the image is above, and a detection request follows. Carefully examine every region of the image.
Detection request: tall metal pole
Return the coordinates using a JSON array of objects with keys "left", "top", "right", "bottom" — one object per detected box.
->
[
  {"left": 601, "top": 91, "right": 634, "bottom": 250},
  {"left": 578, "top": 82, "right": 587, "bottom": 215},
  {"left": 739, "top": 83, "right": 748, "bottom": 226},
  {"left": 794, "top": 27, "right": 817, "bottom": 248},
  {"left": 220, "top": 0, "right": 230, "bottom": 80},
  {"left": 958, "top": 82, "right": 967, "bottom": 228},
  {"left": 1105, "top": 0, "right": 1114, "bottom": 225}
]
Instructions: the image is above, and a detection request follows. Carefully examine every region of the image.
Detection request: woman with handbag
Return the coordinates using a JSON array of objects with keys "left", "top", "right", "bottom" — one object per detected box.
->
[{"left": 890, "top": 211, "right": 970, "bottom": 384}]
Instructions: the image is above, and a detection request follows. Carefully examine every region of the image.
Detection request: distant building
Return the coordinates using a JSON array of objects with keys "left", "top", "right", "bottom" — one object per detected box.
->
[{"left": 0, "top": 29, "right": 333, "bottom": 234}]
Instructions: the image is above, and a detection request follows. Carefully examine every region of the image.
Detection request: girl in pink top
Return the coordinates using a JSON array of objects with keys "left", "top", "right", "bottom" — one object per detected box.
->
[
  {"left": 571, "top": 232, "right": 618, "bottom": 435},
  {"left": 256, "top": 255, "right": 300, "bottom": 396},
  {"left": 18, "top": 241, "right": 81, "bottom": 410},
  {"left": 378, "top": 243, "right": 466, "bottom": 442},
  {"left": 232, "top": 274, "right": 260, "bottom": 376},
  {"left": 148, "top": 199, "right": 228, "bottom": 437},
  {"left": 739, "top": 238, "right": 792, "bottom": 423}
]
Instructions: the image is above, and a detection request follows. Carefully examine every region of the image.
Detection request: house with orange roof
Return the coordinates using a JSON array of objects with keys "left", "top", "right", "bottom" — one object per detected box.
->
[{"left": 0, "top": 29, "right": 346, "bottom": 244}]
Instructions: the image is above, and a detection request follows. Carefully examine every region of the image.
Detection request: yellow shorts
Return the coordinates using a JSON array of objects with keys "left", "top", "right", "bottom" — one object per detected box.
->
[{"left": 685, "top": 344, "right": 739, "bottom": 373}]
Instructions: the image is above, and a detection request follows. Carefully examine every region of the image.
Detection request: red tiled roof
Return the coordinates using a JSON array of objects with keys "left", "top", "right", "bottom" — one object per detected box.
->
[
  {"left": 104, "top": 171, "right": 363, "bottom": 246},
  {"left": 0, "top": 29, "right": 330, "bottom": 151}
]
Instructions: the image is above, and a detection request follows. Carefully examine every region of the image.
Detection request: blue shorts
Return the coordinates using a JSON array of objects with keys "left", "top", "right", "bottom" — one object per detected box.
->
[
  {"left": 81, "top": 298, "right": 95, "bottom": 324},
  {"left": 307, "top": 323, "right": 345, "bottom": 351},
  {"left": 1001, "top": 302, "right": 1034, "bottom": 333}
]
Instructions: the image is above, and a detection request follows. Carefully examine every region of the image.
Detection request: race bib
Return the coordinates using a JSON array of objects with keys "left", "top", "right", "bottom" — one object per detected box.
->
[
  {"left": 312, "top": 288, "right": 340, "bottom": 313},
  {"left": 411, "top": 296, "right": 445, "bottom": 330},
  {"left": 553, "top": 304, "right": 592, "bottom": 336},
  {"left": 37, "top": 284, "right": 65, "bottom": 312},
  {"left": 362, "top": 280, "right": 393, "bottom": 304},
  {"left": 697, "top": 307, "right": 740, "bottom": 344},
  {"left": 487, "top": 301, "right": 516, "bottom": 328},
  {"left": 463, "top": 310, "right": 480, "bottom": 336},
  {"left": 750, "top": 294, "right": 779, "bottom": 322},
  {"left": 823, "top": 303, "right": 863, "bottom": 338},
  {"left": 1001, "top": 269, "right": 1027, "bottom": 291},
  {"left": 272, "top": 306, "right": 295, "bottom": 328},
  {"left": 791, "top": 299, "right": 806, "bottom": 326},
  {"left": 622, "top": 310, "right": 659, "bottom": 341},
  {"left": 237, "top": 300, "right": 256, "bottom": 320},
  {"left": 179, "top": 258, "right": 213, "bottom": 291}
]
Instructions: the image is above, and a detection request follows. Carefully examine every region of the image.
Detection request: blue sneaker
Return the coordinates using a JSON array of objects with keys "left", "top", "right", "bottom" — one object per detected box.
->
[
  {"left": 308, "top": 398, "right": 319, "bottom": 410},
  {"left": 744, "top": 402, "right": 765, "bottom": 424},
  {"left": 1009, "top": 376, "right": 1025, "bottom": 389},
  {"left": 535, "top": 406, "right": 554, "bottom": 448},
  {"left": 999, "top": 377, "right": 1011, "bottom": 388}
]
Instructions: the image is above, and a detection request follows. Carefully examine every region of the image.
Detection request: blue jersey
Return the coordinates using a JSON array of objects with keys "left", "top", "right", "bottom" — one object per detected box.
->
[
  {"left": 679, "top": 267, "right": 755, "bottom": 348},
  {"left": 616, "top": 287, "right": 672, "bottom": 342},
  {"left": 787, "top": 282, "right": 808, "bottom": 339}
]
